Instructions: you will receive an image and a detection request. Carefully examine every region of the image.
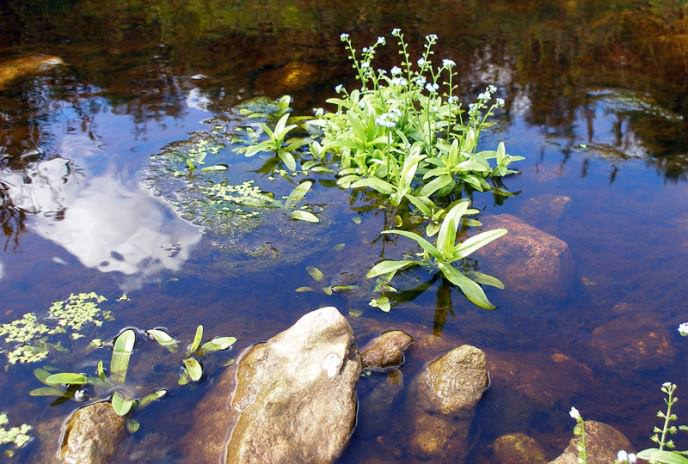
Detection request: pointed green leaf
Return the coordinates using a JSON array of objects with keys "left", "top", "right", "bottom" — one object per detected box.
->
[
  {"left": 200, "top": 337, "right": 237, "bottom": 353},
  {"left": 126, "top": 418, "right": 140, "bottom": 433},
  {"left": 331, "top": 285, "right": 359, "bottom": 293},
  {"left": 97, "top": 360, "right": 106, "bottom": 380},
  {"left": 146, "top": 329, "right": 178, "bottom": 353},
  {"left": 381, "top": 230, "right": 440, "bottom": 258},
  {"left": 419, "top": 175, "right": 454, "bottom": 197},
  {"left": 189, "top": 325, "right": 204, "bottom": 355},
  {"left": 369, "top": 296, "right": 391, "bottom": 312},
  {"left": 637, "top": 449, "right": 688, "bottom": 464},
  {"left": 111, "top": 391, "right": 135, "bottom": 416},
  {"left": 138, "top": 389, "right": 167, "bottom": 409},
  {"left": 183, "top": 358, "right": 203, "bottom": 382},
  {"left": 438, "top": 263, "right": 496, "bottom": 310},
  {"left": 291, "top": 210, "right": 320, "bottom": 223},
  {"left": 366, "top": 260, "right": 419, "bottom": 279},
  {"left": 110, "top": 329, "right": 136, "bottom": 384},
  {"left": 456, "top": 228, "right": 508, "bottom": 259},
  {"left": 437, "top": 201, "right": 470, "bottom": 258},
  {"left": 285, "top": 181, "right": 313, "bottom": 208},
  {"left": 33, "top": 367, "right": 54, "bottom": 386},
  {"left": 45, "top": 373, "right": 89, "bottom": 386},
  {"left": 200, "top": 164, "right": 229, "bottom": 172},
  {"left": 467, "top": 271, "right": 505, "bottom": 289},
  {"left": 278, "top": 150, "right": 297, "bottom": 172},
  {"left": 350, "top": 177, "right": 395, "bottom": 195},
  {"left": 295, "top": 286, "right": 315, "bottom": 293}
]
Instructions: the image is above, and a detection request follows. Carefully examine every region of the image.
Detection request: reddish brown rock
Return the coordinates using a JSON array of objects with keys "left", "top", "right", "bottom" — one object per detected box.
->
[
  {"left": 519, "top": 194, "right": 572, "bottom": 229},
  {"left": 491, "top": 433, "right": 548, "bottom": 464},
  {"left": 360, "top": 330, "right": 414, "bottom": 369},
  {"left": 548, "top": 420, "right": 632, "bottom": 464},
  {"left": 588, "top": 312, "right": 675, "bottom": 371},
  {"left": 478, "top": 214, "right": 575, "bottom": 300}
]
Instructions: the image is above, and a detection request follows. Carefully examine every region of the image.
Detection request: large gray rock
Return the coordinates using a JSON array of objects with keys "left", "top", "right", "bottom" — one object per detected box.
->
[
  {"left": 548, "top": 420, "right": 632, "bottom": 464},
  {"left": 360, "top": 330, "right": 414, "bottom": 370},
  {"left": 409, "top": 345, "right": 489, "bottom": 462},
  {"left": 478, "top": 214, "right": 575, "bottom": 301},
  {"left": 57, "top": 402, "right": 126, "bottom": 464},
  {"left": 182, "top": 307, "right": 360, "bottom": 464}
]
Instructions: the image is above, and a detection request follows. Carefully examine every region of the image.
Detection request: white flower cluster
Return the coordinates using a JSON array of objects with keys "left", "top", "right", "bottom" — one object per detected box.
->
[
  {"left": 616, "top": 450, "right": 637, "bottom": 463},
  {"left": 442, "top": 59, "right": 456, "bottom": 68},
  {"left": 678, "top": 322, "right": 688, "bottom": 336},
  {"left": 340, "top": 33, "right": 349, "bottom": 41},
  {"left": 376, "top": 108, "right": 401, "bottom": 128},
  {"left": 568, "top": 406, "right": 581, "bottom": 421},
  {"left": 391, "top": 28, "right": 401, "bottom": 37},
  {"left": 425, "top": 83, "right": 439, "bottom": 94},
  {"left": 391, "top": 66, "right": 402, "bottom": 75},
  {"left": 391, "top": 77, "right": 407, "bottom": 86}
]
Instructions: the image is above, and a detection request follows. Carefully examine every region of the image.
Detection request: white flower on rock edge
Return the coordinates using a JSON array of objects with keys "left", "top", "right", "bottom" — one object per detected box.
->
[
  {"left": 569, "top": 406, "right": 581, "bottom": 420},
  {"left": 678, "top": 322, "right": 688, "bottom": 336},
  {"left": 616, "top": 450, "right": 637, "bottom": 463}
]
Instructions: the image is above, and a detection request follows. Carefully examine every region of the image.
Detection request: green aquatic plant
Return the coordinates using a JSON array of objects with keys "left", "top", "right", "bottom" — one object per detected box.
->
[
  {"left": 0, "top": 293, "right": 115, "bottom": 366},
  {"left": 238, "top": 30, "right": 523, "bottom": 218},
  {"left": 295, "top": 265, "right": 359, "bottom": 295},
  {"left": 568, "top": 406, "right": 588, "bottom": 464},
  {"left": 366, "top": 201, "right": 506, "bottom": 310},
  {"left": 635, "top": 383, "right": 688, "bottom": 464},
  {"left": 166, "top": 324, "right": 237, "bottom": 385},
  {"left": 31, "top": 329, "right": 165, "bottom": 432},
  {"left": 0, "top": 412, "right": 32, "bottom": 456}
]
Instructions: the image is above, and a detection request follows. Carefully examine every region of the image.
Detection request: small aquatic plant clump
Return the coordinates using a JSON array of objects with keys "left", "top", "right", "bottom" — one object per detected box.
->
[
  {"left": 0, "top": 412, "right": 32, "bottom": 453},
  {"left": 0, "top": 292, "right": 115, "bottom": 366}
]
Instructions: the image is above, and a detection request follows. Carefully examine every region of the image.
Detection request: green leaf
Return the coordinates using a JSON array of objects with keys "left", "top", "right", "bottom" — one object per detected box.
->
[
  {"left": 178, "top": 370, "right": 191, "bottom": 386},
  {"left": 29, "top": 386, "right": 68, "bottom": 397},
  {"left": 419, "top": 175, "right": 454, "bottom": 197},
  {"left": 381, "top": 230, "right": 440, "bottom": 258},
  {"left": 369, "top": 296, "right": 391, "bottom": 312},
  {"left": 183, "top": 358, "right": 203, "bottom": 382},
  {"left": 200, "top": 337, "right": 237, "bottom": 353},
  {"left": 350, "top": 177, "right": 395, "bottom": 195},
  {"left": 331, "top": 285, "right": 359, "bottom": 293},
  {"left": 189, "top": 325, "right": 203, "bottom": 355},
  {"left": 285, "top": 181, "right": 313, "bottom": 208},
  {"left": 438, "top": 263, "right": 496, "bottom": 310},
  {"left": 456, "top": 228, "right": 508, "bottom": 259},
  {"left": 278, "top": 150, "right": 297, "bottom": 172},
  {"left": 399, "top": 153, "right": 425, "bottom": 189},
  {"left": 146, "top": 329, "right": 178, "bottom": 353},
  {"left": 637, "top": 449, "right": 688, "bottom": 464},
  {"left": 126, "top": 418, "right": 140, "bottom": 433},
  {"left": 200, "top": 164, "right": 229, "bottom": 172},
  {"left": 138, "top": 389, "right": 167, "bottom": 409},
  {"left": 291, "top": 210, "right": 320, "bottom": 223},
  {"left": 111, "top": 391, "right": 135, "bottom": 416},
  {"left": 437, "top": 201, "right": 470, "bottom": 258},
  {"left": 322, "top": 286, "right": 334, "bottom": 296},
  {"left": 295, "top": 286, "right": 315, "bottom": 293},
  {"left": 110, "top": 329, "right": 136, "bottom": 384},
  {"left": 306, "top": 266, "right": 325, "bottom": 282},
  {"left": 33, "top": 367, "right": 54, "bottom": 386},
  {"left": 467, "top": 271, "right": 505, "bottom": 289},
  {"left": 366, "top": 260, "right": 419, "bottom": 279},
  {"left": 96, "top": 360, "right": 106, "bottom": 380},
  {"left": 45, "top": 373, "right": 89, "bottom": 386}
]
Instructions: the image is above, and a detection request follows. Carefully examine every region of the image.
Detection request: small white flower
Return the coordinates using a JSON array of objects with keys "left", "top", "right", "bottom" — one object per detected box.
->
[
  {"left": 569, "top": 406, "right": 581, "bottom": 420},
  {"left": 376, "top": 36, "right": 386, "bottom": 46},
  {"left": 391, "top": 28, "right": 401, "bottom": 36},
  {"left": 488, "top": 84, "right": 497, "bottom": 93},
  {"left": 361, "top": 61, "right": 370, "bottom": 69},
  {"left": 617, "top": 450, "right": 628, "bottom": 461},
  {"left": 442, "top": 59, "right": 456, "bottom": 68},
  {"left": 426, "top": 34, "right": 438, "bottom": 42},
  {"left": 678, "top": 322, "right": 688, "bottom": 336},
  {"left": 362, "top": 47, "right": 369, "bottom": 53},
  {"left": 391, "top": 77, "right": 407, "bottom": 86},
  {"left": 425, "top": 83, "right": 439, "bottom": 94},
  {"left": 415, "top": 76, "right": 427, "bottom": 87},
  {"left": 417, "top": 58, "right": 426, "bottom": 67},
  {"left": 335, "top": 84, "right": 344, "bottom": 93},
  {"left": 478, "top": 91, "right": 490, "bottom": 101},
  {"left": 377, "top": 68, "right": 387, "bottom": 75},
  {"left": 628, "top": 453, "right": 637, "bottom": 464},
  {"left": 340, "top": 33, "right": 350, "bottom": 41},
  {"left": 447, "top": 96, "right": 458, "bottom": 104},
  {"left": 391, "top": 66, "right": 402, "bottom": 75},
  {"left": 495, "top": 97, "right": 505, "bottom": 107},
  {"left": 313, "top": 107, "right": 324, "bottom": 117}
]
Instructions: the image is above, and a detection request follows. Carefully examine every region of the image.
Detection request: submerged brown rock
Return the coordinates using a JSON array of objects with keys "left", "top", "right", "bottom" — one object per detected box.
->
[
  {"left": 57, "top": 402, "right": 126, "bottom": 464},
  {"left": 409, "top": 345, "right": 489, "bottom": 463},
  {"left": 478, "top": 214, "right": 575, "bottom": 300},
  {"left": 183, "top": 306, "right": 361, "bottom": 464},
  {"left": 548, "top": 420, "right": 632, "bottom": 464},
  {"left": 491, "top": 433, "right": 548, "bottom": 464},
  {"left": 360, "top": 330, "right": 414, "bottom": 369}
]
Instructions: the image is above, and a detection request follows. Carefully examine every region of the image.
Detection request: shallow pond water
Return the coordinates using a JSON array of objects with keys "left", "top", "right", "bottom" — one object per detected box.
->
[{"left": 0, "top": 0, "right": 687, "bottom": 462}]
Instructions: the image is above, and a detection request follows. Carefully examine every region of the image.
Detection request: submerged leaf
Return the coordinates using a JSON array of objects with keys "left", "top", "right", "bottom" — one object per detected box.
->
[
  {"left": 138, "top": 389, "right": 167, "bottom": 409},
  {"left": 200, "top": 337, "right": 237, "bottom": 353},
  {"left": 29, "top": 386, "right": 68, "bottom": 397},
  {"left": 110, "top": 329, "right": 136, "bottom": 384},
  {"left": 285, "top": 181, "right": 313, "bottom": 208},
  {"left": 369, "top": 296, "right": 391, "bottom": 312},
  {"left": 45, "top": 373, "right": 89, "bottom": 386},
  {"left": 306, "top": 266, "right": 325, "bottom": 282},
  {"left": 126, "top": 418, "right": 140, "bottom": 433},
  {"left": 295, "top": 286, "right": 315, "bottom": 293},
  {"left": 111, "top": 391, "right": 135, "bottom": 416},
  {"left": 291, "top": 210, "right": 319, "bottom": 223},
  {"left": 188, "top": 325, "right": 204, "bottom": 355},
  {"left": 438, "top": 263, "right": 496, "bottom": 310}
]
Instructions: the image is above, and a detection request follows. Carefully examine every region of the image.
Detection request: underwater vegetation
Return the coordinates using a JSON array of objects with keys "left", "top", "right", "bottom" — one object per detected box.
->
[
  {"left": 0, "top": 412, "right": 32, "bottom": 458},
  {"left": 0, "top": 292, "right": 116, "bottom": 366}
]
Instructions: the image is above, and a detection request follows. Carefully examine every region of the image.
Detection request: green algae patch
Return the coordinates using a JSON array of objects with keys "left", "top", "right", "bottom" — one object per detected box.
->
[
  {"left": 0, "top": 412, "right": 32, "bottom": 456},
  {"left": 0, "top": 292, "right": 118, "bottom": 367}
]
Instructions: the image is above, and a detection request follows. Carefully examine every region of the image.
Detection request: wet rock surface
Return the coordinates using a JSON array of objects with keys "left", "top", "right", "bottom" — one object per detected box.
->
[
  {"left": 588, "top": 311, "right": 675, "bottom": 371},
  {"left": 360, "top": 330, "right": 414, "bottom": 370},
  {"left": 518, "top": 194, "right": 572, "bottom": 230},
  {"left": 358, "top": 370, "right": 405, "bottom": 438},
  {"left": 409, "top": 345, "right": 489, "bottom": 463},
  {"left": 183, "top": 306, "right": 360, "bottom": 464},
  {"left": 478, "top": 214, "right": 575, "bottom": 300},
  {"left": 548, "top": 420, "right": 632, "bottom": 464},
  {"left": 58, "top": 402, "right": 126, "bottom": 464},
  {"left": 491, "top": 433, "right": 548, "bottom": 464}
]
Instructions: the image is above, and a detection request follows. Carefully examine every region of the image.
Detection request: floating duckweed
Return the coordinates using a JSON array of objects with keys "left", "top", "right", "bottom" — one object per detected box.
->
[
  {"left": 0, "top": 313, "right": 50, "bottom": 344},
  {"left": 48, "top": 292, "right": 108, "bottom": 331},
  {"left": 0, "top": 412, "right": 32, "bottom": 449}
]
